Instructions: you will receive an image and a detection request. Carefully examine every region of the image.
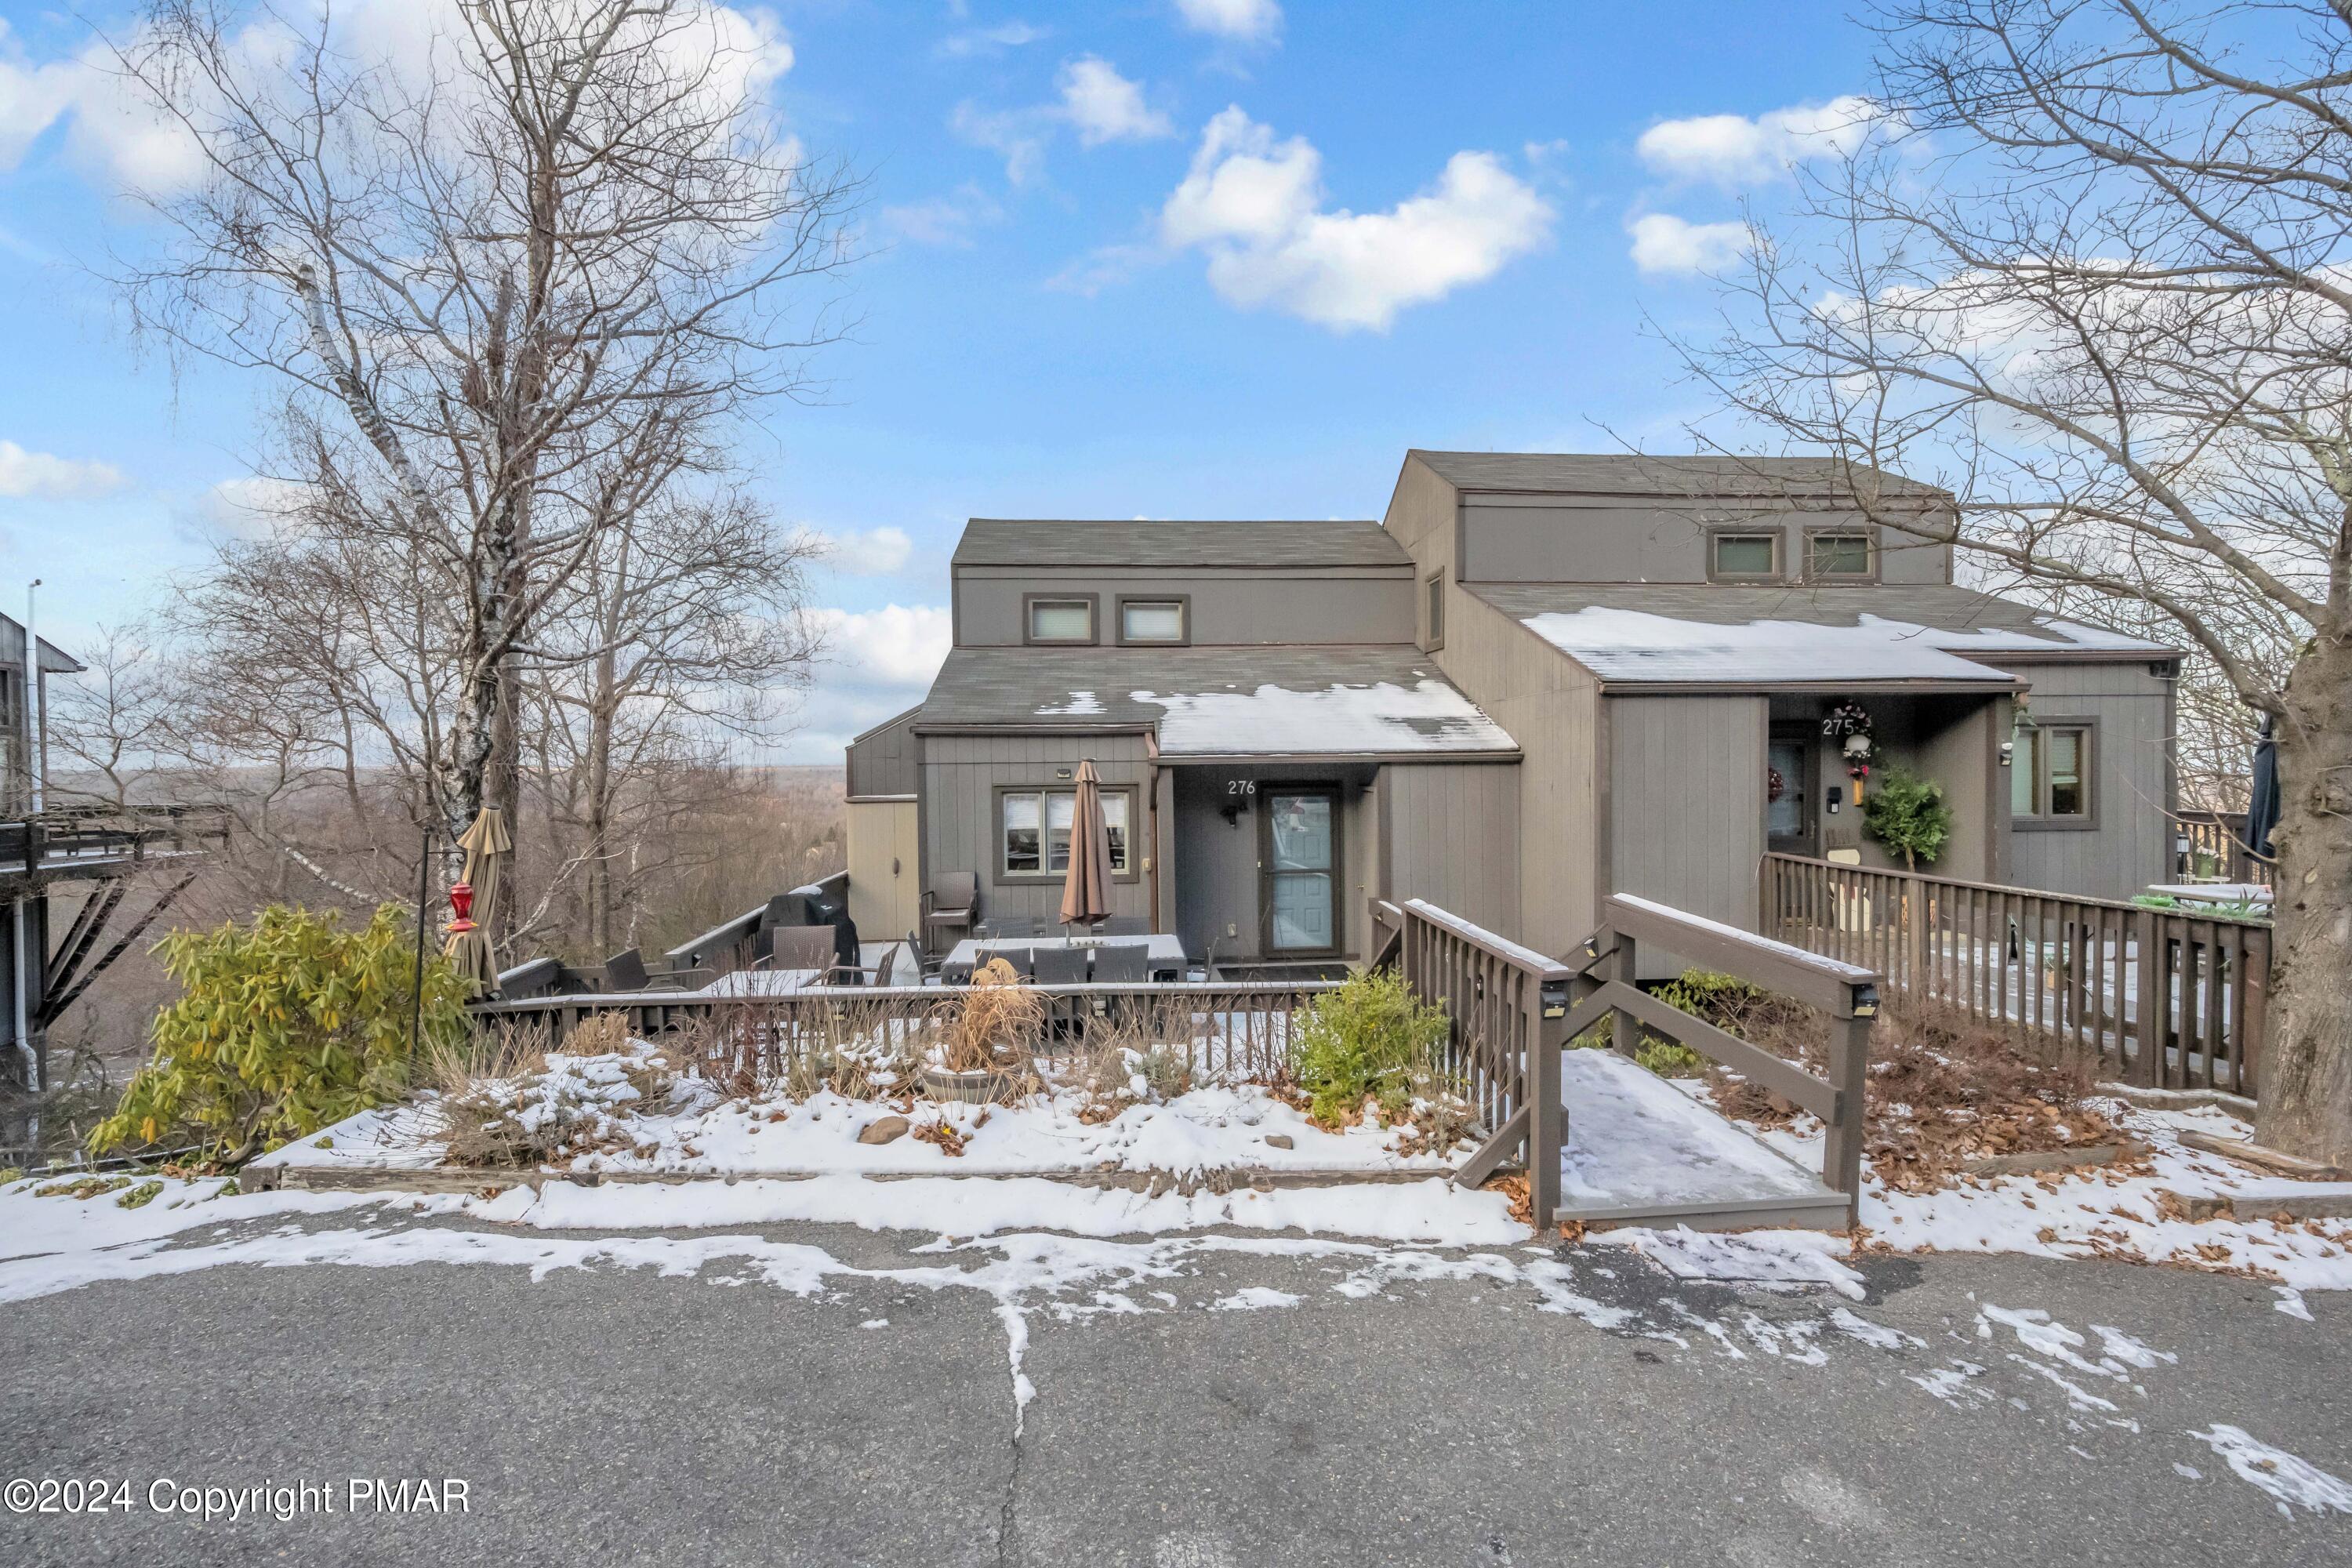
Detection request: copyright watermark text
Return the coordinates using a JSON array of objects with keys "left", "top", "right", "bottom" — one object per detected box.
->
[{"left": 6, "top": 1475, "right": 470, "bottom": 1522}]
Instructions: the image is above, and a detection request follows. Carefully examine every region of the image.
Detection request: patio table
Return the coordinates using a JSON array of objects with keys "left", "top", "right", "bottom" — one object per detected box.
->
[{"left": 941, "top": 933, "right": 1189, "bottom": 984}]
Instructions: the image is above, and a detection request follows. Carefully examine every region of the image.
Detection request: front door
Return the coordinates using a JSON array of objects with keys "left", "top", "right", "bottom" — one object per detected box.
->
[
  {"left": 1767, "top": 727, "right": 1816, "bottom": 856},
  {"left": 1261, "top": 788, "right": 1339, "bottom": 955}
]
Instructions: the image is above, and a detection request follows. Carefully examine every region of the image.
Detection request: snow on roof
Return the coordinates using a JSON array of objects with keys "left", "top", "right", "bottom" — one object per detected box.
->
[
  {"left": 1131, "top": 676, "right": 1517, "bottom": 757},
  {"left": 1517, "top": 604, "right": 2154, "bottom": 686}
]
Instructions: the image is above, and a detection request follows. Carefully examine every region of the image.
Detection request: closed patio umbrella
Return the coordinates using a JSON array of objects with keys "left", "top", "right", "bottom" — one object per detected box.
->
[
  {"left": 2241, "top": 715, "right": 2280, "bottom": 865},
  {"left": 1058, "top": 760, "right": 1114, "bottom": 931},
  {"left": 443, "top": 806, "right": 511, "bottom": 997}
]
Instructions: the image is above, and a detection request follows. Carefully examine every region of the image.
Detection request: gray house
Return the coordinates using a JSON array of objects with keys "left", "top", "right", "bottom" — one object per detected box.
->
[{"left": 848, "top": 452, "right": 2177, "bottom": 972}]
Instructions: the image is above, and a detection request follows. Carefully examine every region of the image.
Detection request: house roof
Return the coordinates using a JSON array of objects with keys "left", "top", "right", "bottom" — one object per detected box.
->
[
  {"left": 0, "top": 612, "right": 83, "bottom": 674},
  {"left": 1469, "top": 583, "right": 2176, "bottom": 690},
  {"left": 1407, "top": 450, "right": 1948, "bottom": 501},
  {"left": 915, "top": 644, "right": 1518, "bottom": 759},
  {"left": 952, "top": 517, "right": 1408, "bottom": 569}
]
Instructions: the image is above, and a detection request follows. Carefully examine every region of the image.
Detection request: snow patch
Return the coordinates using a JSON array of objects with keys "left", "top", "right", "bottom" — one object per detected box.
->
[{"left": 2190, "top": 1425, "right": 2352, "bottom": 1517}]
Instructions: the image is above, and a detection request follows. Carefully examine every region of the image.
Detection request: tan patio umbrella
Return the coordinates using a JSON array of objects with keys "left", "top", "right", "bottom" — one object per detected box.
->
[
  {"left": 1058, "top": 760, "right": 1114, "bottom": 931},
  {"left": 442, "top": 805, "right": 511, "bottom": 996}
]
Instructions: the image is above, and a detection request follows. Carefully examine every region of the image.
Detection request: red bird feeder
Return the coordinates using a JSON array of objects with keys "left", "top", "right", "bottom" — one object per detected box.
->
[{"left": 446, "top": 880, "right": 477, "bottom": 935}]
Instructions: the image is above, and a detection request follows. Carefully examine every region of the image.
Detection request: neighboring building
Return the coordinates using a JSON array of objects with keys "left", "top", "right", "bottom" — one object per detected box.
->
[
  {"left": 849, "top": 452, "right": 2177, "bottom": 971},
  {"left": 4, "top": 612, "right": 216, "bottom": 1095}
]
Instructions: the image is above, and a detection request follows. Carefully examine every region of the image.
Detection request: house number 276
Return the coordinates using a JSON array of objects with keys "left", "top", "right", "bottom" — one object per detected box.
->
[{"left": 1226, "top": 779, "right": 1257, "bottom": 797}]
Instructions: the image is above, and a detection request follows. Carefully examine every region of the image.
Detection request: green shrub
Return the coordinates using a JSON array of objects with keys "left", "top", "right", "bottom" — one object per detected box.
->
[
  {"left": 1862, "top": 768, "right": 1952, "bottom": 872},
  {"left": 1634, "top": 1039, "right": 1709, "bottom": 1077},
  {"left": 89, "top": 904, "right": 471, "bottom": 1165},
  {"left": 1651, "top": 969, "right": 1767, "bottom": 1024},
  {"left": 1292, "top": 967, "right": 1451, "bottom": 1124}
]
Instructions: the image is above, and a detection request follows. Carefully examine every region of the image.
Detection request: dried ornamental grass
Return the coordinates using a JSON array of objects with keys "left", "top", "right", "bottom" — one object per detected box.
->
[{"left": 932, "top": 958, "right": 1047, "bottom": 1073}]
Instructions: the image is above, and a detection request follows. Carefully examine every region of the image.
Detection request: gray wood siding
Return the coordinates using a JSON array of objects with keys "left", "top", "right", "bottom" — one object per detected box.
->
[
  {"left": 2003, "top": 661, "right": 2173, "bottom": 899},
  {"left": 1428, "top": 592, "right": 1600, "bottom": 957},
  {"left": 845, "top": 706, "right": 921, "bottom": 799},
  {"left": 1458, "top": 494, "right": 1953, "bottom": 586},
  {"left": 1608, "top": 693, "right": 1769, "bottom": 975},
  {"left": 920, "top": 733, "right": 1156, "bottom": 927},
  {"left": 953, "top": 567, "right": 1411, "bottom": 648},
  {"left": 1383, "top": 456, "right": 1461, "bottom": 650},
  {"left": 1380, "top": 762, "right": 1521, "bottom": 936}
]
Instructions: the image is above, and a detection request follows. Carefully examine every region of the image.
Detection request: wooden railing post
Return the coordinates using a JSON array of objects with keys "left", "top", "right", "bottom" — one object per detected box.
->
[
  {"left": 1528, "top": 977, "right": 1567, "bottom": 1227},
  {"left": 1823, "top": 1006, "right": 1872, "bottom": 1221},
  {"left": 2132, "top": 906, "right": 2165, "bottom": 1087},
  {"left": 1610, "top": 932, "right": 1640, "bottom": 1058}
]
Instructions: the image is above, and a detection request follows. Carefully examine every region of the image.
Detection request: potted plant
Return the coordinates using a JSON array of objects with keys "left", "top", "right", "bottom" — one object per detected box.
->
[{"left": 923, "top": 958, "right": 1044, "bottom": 1104}]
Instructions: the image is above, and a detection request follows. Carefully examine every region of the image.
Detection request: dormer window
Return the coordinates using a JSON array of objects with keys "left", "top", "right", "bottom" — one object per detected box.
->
[
  {"left": 1117, "top": 597, "right": 1188, "bottom": 644},
  {"left": 1024, "top": 594, "right": 1096, "bottom": 644},
  {"left": 1806, "top": 530, "right": 1876, "bottom": 581},
  {"left": 1709, "top": 530, "right": 1780, "bottom": 582}
]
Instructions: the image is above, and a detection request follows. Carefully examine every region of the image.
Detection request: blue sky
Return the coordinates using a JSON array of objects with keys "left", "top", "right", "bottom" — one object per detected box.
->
[{"left": 0, "top": 0, "right": 1882, "bottom": 760}]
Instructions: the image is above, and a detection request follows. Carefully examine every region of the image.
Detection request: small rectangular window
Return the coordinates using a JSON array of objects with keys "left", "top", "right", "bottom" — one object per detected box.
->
[
  {"left": 2013, "top": 721, "right": 2091, "bottom": 821},
  {"left": 1425, "top": 572, "right": 1445, "bottom": 647},
  {"left": 1026, "top": 597, "right": 1094, "bottom": 643},
  {"left": 1808, "top": 532, "right": 1874, "bottom": 579},
  {"left": 1000, "top": 787, "right": 1134, "bottom": 877},
  {"left": 1003, "top": 791, "right": 1043, "bottom": 873},
  {"left": 2010, "top": 728, "right": 2039, "bottom": 818},
  {"left": 1120, "top": 600, "right": 1185, "bottom": 643},
  {"left": 1711, "top": 532, "right": 1779, "bottom": 579}
]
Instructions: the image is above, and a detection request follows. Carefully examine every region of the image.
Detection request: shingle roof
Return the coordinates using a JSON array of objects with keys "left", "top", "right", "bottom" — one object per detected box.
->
[
  {"left": 1407, "top": 450, "right": 1947, "bottom": 499},
  {"left": 952, "top": 518, "right": 1407, "bottom": 569},
  {"left": 916, "top": 644, "right": 1518, "bottom": 758},
  {"left": 1469, "top": 583, "right": 2175, "bottom": 688}
]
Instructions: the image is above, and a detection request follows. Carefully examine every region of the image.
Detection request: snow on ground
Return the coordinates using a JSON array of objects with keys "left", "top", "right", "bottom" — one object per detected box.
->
[
  {"left": 2190, "top": 1425, "right": 2352, "bottom": 1517},
  {"left": 1560, "top": 1050, "right": 1834, "bottom": 1211},
  {"left": 1669, "top": 1079, "right": 2352, "bottom": 1294},
  {"left": 255, "top": 1053, "right": 1461, "bottom": 1181}
]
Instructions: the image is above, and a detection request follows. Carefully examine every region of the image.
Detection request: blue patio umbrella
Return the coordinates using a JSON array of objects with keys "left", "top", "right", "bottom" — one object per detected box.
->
[{"left": 2241, "top": 715, "right": 2279, "bottom": 863}]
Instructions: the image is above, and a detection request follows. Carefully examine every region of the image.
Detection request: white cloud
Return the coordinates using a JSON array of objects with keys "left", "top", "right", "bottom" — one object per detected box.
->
[
  {"left": 1626, "top": 213, "right": 1751, "bottom": 275},
  {"left": 1047, "top": 242, "right": 1161, "bottom": 298},
  {"left": 813, "top": 604, "right": 952, "bottom": 688},
  {"left": 1636, "top": 96, "right": 1882, "bottom": 188},
  {"left": 938, "top": 20, "right": 1048, "bottom": 58},
  {"left": 1058, "top": 56, "right": 1171, "bottom": 146},
  {"left": 952, "top": 100, "right": 1053, "bottom": 186},
  {"left": 1174, "top": 0, "right": 1283, "bottom": 42},
  {"left": 1158, "top": 107, "right": 1551, "bottom": 331},
  {"left": 804, "top": 525, "right": 915, "bottom": 576},
  {"left": 883, "top": 184, "right": 1006, "bottom": 247},
  {"left": 191, "top": 474, "right": 316, "bottom": 538},
  {"left": 0, "top": 3, "right": 794, "bottom": 196},
  {"left": 0, "top": 440, "right": 126, "bottom": 499}
]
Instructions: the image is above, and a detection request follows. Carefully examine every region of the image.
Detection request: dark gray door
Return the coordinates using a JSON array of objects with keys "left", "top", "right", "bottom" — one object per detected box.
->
[
  {"left": 1261, "top": 789, "right": 1338, "bottom": 954},
  {"left": 1767, "top": 728, "right": 1816, "bottom": 856}
]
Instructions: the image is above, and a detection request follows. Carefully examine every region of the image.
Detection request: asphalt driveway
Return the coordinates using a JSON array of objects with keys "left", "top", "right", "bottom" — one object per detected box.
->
[{"left": 2, "top": 1207, "right": 2343, "bottom": 1567}]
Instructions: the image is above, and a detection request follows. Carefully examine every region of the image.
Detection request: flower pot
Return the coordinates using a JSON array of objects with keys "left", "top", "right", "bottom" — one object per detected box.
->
[{"left": 920, "top": 1065, "right": 1008, "bottom": 1105}]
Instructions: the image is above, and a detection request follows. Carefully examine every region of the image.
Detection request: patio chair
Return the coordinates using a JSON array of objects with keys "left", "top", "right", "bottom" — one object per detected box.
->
[
  {"left": 984, "top": 914, "right": 1040, "bottom": 940},
  {"left": 902, "top": 931, "right": 934, "bottom": 979},
  {"left": 923, "top": 872, "right": 979, "bottom": 953},
  {"left": 601, "top": 947, "right": 652, "bottom": 993},
  {"left": 1098, "top": 915, "right": 1149, "bottom": 937},
  {"left": 1029, "top": 946, "right": 1090, "bottom": 985},
  {"left": 1088, "top": 943, "right": 1150, "bottom": 985}
]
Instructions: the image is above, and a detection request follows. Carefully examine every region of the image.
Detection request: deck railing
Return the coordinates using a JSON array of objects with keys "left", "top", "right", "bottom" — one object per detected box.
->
[
  {"left": 467, "top": 978, "right": 1339, "bottom": 1085},
  {"left": 1761, "top": 852, "right": 2270, "bottom": 1098},
  {"left": 1377, "top": 897, "right": 1574, "bottom": 1218}
]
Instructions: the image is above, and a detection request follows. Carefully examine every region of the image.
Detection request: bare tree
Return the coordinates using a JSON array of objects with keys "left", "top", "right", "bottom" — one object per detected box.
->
[
  {"left": 519, "top": 488, "right": 823, "bottom": 953},
  {"left": 43, "top": 625, "right": 175, "bottom": 811},
  {"left": 1680, "top": 0, "right": 2352, "bottom": 1160},
  {"left": 106, "top": 0, "right": 857, "bottom": 868}
]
